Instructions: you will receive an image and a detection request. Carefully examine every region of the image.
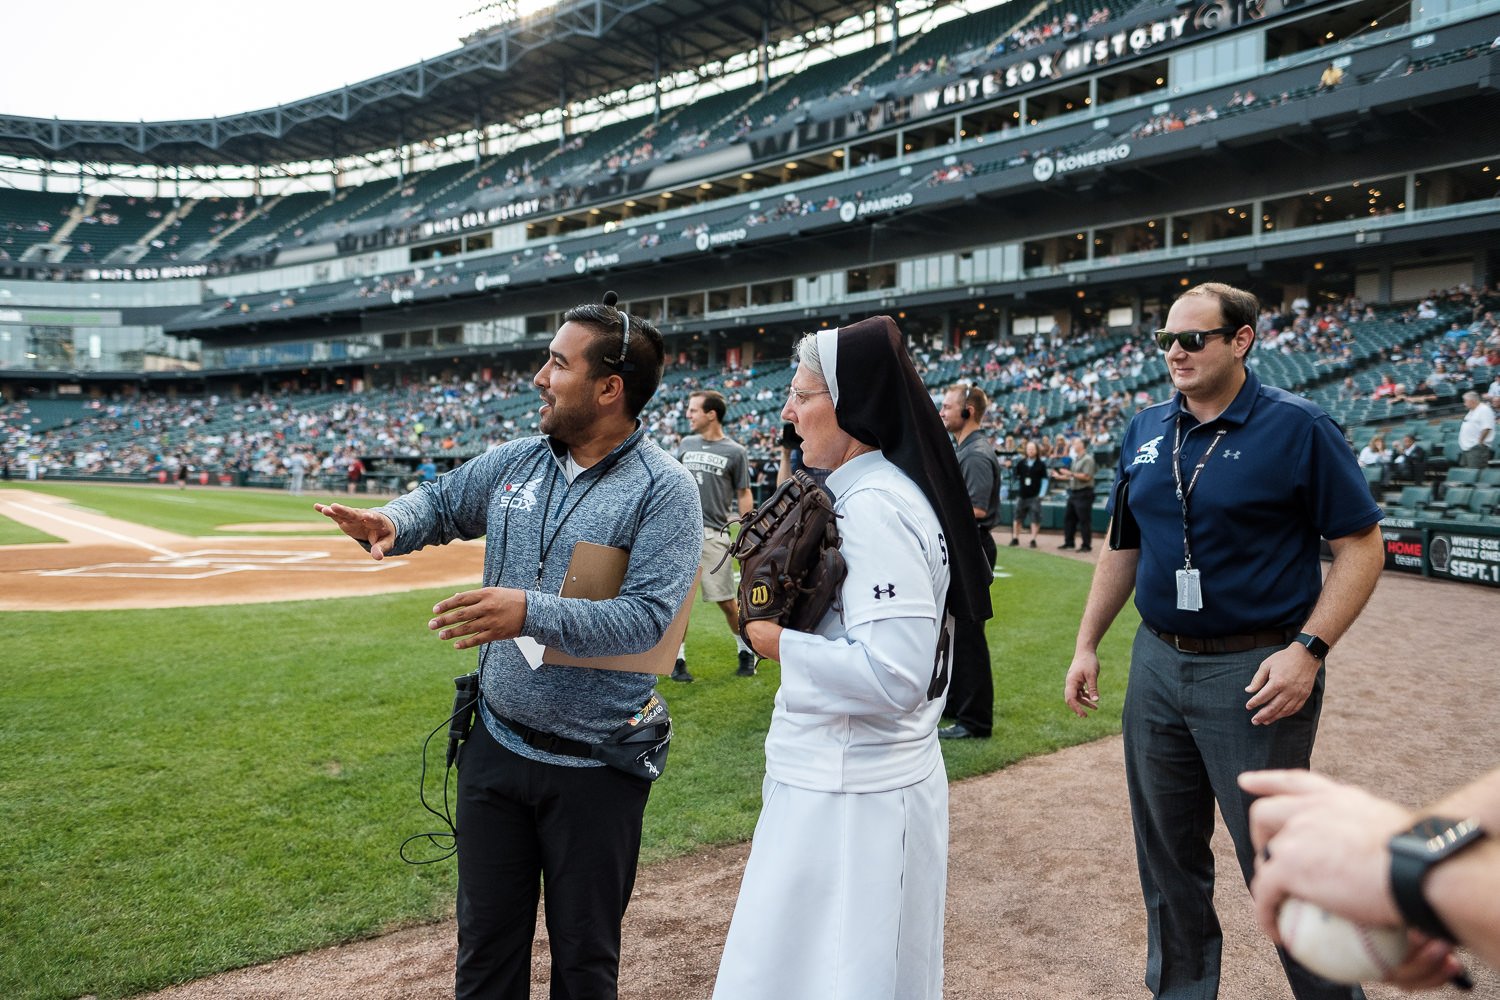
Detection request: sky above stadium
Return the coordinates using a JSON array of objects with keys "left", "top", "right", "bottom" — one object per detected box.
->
[{"left": 4, "top": 0, "right": 518, "bottom": 122}]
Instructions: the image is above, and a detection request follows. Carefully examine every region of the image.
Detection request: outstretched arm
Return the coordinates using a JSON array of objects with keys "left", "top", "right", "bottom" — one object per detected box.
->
[{"left": 315, "top": 502, "right": 397, "bottom": 560}]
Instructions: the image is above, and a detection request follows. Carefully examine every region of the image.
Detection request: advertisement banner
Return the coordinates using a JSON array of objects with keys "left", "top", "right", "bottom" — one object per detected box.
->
[
  {"left": 1380, "top": 527, "right": 1425, "bottom": 574},
  {"left": 1427, "top": 531, "right": 1500, "bottom": 587}
]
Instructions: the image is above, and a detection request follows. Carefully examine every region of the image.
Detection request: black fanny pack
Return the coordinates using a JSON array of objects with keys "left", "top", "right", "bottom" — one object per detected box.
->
[{"left": 495, "top": 692, "right": 672, "bottom": 782}]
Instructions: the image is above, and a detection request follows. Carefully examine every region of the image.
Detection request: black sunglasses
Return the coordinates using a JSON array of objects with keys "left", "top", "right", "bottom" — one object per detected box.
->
[{"left": 1154, "top": 326, "right": 1239, "bottom": 352}]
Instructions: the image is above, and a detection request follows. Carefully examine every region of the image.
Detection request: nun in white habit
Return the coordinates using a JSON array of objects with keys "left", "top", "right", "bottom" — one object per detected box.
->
[{"left": 712, "top": 317, "right": 993, "bottom": 1000}]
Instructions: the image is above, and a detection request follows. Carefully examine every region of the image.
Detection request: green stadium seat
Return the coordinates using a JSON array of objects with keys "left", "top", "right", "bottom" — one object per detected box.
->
[
  {"left": 1480, "top": 468, "right": 1500, "bottom": 486},
  {"left": 1467, "top": 487, "right": 1499, "bottom": 516},
  {"left": 1398, "top": 485, "right": 1433, "bottom": 507},
  {"left": 1444, "top": 468, "right": 1479, "bottom": 485},
  {"left": 1430, "top": 485, "right": 1472, "bottom": 514}
]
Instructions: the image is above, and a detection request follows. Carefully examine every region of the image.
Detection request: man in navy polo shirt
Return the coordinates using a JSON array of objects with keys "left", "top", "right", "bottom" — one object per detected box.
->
[{"left": 1063, "top": 282, "right": 1385, "bottom": 1000}]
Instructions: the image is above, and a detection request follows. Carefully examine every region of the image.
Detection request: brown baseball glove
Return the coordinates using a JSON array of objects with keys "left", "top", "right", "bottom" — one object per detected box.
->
[{"left": 725, "top": 470, "right": 846, "bottom": 640}]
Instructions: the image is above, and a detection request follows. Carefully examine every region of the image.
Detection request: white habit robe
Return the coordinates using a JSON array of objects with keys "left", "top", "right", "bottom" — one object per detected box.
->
[{"left": 713, "top": 451, "right": 953, "bottom": 1000}]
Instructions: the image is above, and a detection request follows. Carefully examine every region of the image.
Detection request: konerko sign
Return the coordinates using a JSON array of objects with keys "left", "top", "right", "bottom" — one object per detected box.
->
[{"left": 1031, "top": 144, "right": 1132, "bottom": 182}]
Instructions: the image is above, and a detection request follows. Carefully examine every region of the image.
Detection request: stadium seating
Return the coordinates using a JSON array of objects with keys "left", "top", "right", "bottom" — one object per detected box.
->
[{"left": 0, "top": 188, "right": 77, "bottom": 260}]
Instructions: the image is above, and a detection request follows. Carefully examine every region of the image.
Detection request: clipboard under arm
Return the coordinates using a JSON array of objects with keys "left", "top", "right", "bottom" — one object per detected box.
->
[{"left": 534, "top": 541, "right": 699, "bottom": 675}]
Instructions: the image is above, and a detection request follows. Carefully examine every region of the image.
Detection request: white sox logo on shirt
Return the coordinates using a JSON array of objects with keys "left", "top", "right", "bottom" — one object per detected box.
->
[
  {"left": 497, "top": 476, "right": 542, "bottom": 511},
  {"left": 1130, "top": 434, "right": 1165, "bottom": 467}
]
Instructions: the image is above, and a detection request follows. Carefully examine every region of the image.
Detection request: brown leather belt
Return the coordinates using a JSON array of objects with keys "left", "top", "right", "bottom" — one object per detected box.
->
[{"left": 1148, "top": 625, "right": 1299, "bottom": 655}]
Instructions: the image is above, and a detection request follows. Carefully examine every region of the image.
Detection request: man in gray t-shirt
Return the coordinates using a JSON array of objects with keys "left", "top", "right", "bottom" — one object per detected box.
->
[{"left": 674, "top": 390, "right": 756, "bottom": 680}]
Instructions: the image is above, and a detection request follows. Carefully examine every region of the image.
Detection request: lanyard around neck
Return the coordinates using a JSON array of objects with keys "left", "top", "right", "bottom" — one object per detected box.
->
[{"left": 1172, "top": 415, "right": 1226, "bottom": 570}]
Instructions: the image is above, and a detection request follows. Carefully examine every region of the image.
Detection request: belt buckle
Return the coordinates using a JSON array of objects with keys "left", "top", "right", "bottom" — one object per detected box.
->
[{"left": 1173, "top": 633, "right": 1189, "bottom": 653}]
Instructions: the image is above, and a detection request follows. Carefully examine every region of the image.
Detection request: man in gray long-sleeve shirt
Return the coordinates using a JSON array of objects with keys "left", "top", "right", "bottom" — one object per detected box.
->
[{"left": 318, "top": 298, "right": 701, "bottom": 1000}]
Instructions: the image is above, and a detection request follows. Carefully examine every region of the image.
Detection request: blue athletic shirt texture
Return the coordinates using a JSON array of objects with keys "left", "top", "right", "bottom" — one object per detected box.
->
[
  {"left": 1109, "top": 368, "right": 1383, "bottom": 637},
  {"left": 376, "top": 425, "right": 702, "bottom": 766}
]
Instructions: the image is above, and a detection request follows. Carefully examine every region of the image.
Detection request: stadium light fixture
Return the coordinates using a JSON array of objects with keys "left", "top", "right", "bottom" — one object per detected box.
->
[
  {"left": 625, "top": 200, "right": 637, "bottom": 207},
  {"left": 700, "top": 183, "right": 713, "bottom": 190},
  {"left": 741, "top": 172, "right": 755, "bottom": 180},
  {"left": 785, "top": 162, "right": 798, "bottom": 170}
]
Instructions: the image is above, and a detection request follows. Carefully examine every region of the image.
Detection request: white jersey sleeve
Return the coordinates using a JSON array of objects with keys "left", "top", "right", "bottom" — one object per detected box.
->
[{"left": 836, "top": 485, "right": 945, "bottom": 629}]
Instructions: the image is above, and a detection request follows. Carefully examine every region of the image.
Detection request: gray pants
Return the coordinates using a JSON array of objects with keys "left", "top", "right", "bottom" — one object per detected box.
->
[
  {"left": 1122, "top": 625, "right": 1363, "bottom": 1000},
  {"left": 1459, "top": 443, "right": 1492, "bottom": 469}
]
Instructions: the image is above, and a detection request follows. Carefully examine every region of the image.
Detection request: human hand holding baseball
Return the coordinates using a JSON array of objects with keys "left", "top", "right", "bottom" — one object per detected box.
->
[
  {"left": 1241, "top": 769, "right": 1465, "bottom": 990},
  {"left": 315, "top": 502, "right": 396, "bottom": 559}
]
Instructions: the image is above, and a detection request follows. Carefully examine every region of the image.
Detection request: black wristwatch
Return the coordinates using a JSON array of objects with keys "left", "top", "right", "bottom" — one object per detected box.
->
[
  {"left": 1293, "top": 632, "right": 1329, "bottom": 660},
  {"left": 1388, "top": 816, "right": 1486, "bottom": 942}
]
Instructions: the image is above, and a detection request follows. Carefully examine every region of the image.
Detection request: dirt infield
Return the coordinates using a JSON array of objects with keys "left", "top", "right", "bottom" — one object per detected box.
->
[
  {"left": 5, "top": 493, "right": 1490, "bottom": 999},
  {"left": 0, "top": 488, "right": 483, "bottom": 611}
]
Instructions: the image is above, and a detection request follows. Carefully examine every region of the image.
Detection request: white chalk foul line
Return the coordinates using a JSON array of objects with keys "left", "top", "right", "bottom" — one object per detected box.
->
[
  {"left": 34, "top": 554, "right": 394, "bottom": 579},
  {"left": 2, "top": 500, "right": 180, "bottom": 557}
]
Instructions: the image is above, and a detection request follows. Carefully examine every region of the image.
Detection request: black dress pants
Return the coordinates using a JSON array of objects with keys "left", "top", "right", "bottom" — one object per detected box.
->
[
  {"left": 946, "top": 527, "right": 997, "bottom": 736},
  {"left": 1064, "top": 487, "right": 1095, "bottom": 547},
  {"left": 455, "top": 718, "right": 651, "bottom": 1000}
]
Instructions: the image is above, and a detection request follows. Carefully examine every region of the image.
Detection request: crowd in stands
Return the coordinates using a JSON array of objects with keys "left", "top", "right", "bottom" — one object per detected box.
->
[
  {"left": 994, "top": 7, "right": 1112, "bottom": 57},
  {"left": 7, "top": 287, "right": 1499, "bottom": 497}
]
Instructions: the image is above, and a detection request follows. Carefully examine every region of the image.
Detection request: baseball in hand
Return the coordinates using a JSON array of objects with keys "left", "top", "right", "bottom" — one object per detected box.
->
[{"left": 1276, "top": 898, "right": 1407, "bottom": 984}]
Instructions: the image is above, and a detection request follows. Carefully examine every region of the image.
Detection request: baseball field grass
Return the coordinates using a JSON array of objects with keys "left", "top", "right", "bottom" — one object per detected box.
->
[
  {"left": 0, "top": 486, "right": 1136, "bottom": 1000},
  {"left": 0, "top": 510, "right": 62, "bottom": 544}
]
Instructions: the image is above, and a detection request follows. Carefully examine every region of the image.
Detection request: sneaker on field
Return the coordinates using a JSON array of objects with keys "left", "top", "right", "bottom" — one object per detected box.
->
[
  {"left": 736, "top": 650, "right": 758, "bottom": 677},
  {"left": 670, "top": 659, "right": 694, "bottom": 683},
  {"left": 1008, "top": 538, "right": 1020, "bottom": 547}
]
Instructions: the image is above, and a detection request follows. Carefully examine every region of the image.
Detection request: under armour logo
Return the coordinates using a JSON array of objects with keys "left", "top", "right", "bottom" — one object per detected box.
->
[
  {"left": 1223, "top": 449, "right": 1242, "bottom": 459},
  {"left": 873, "top": 583, "right": 896, "bottom": 600}
]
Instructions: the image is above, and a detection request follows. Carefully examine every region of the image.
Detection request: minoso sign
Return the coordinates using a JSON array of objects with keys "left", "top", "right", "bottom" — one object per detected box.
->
[
  {"left": 1032, "top": 143, "right": 1132, "bottom": 182},
  {"left": 696, "top": 229, "right": 747, "bottom": 251}
]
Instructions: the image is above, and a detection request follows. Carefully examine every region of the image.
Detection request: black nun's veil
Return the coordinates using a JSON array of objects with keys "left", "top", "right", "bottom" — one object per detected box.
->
[{"left": 819, "top": 316, "right": 992, "bottom": 626}]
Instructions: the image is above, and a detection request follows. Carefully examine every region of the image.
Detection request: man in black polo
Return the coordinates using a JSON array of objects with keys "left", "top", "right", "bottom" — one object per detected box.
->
[
  {"left": 937, "top": 383, "right": 1001, "bottom": 740},
  {"left": 1063, "top": 282, "right": 1385, "bottom": 1000}
]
